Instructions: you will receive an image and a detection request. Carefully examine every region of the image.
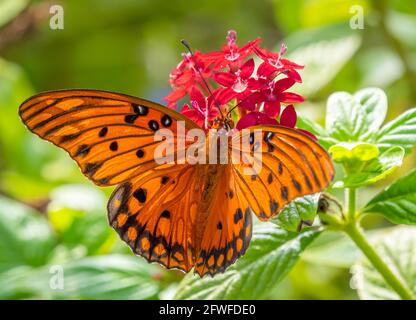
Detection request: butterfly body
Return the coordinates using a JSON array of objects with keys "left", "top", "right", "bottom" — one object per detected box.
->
[
  {"left": 19, "top": 89, "right": 334, "bottom": 277},
  {"left": 211, "top": 116, "right": 234, "bottom": 131}
]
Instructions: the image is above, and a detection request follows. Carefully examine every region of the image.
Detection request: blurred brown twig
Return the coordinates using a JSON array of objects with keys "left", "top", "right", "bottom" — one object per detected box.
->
[
  {"left": 0, "top": 2, "right": 52, "bottom": 51},
  {"left": 0, "top": 189, "right": 50, "bottom": 214}
]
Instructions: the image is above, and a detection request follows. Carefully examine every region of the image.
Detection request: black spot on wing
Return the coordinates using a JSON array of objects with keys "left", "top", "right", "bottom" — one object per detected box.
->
[
  {"left": 264, "top": 131, "right": 274, "bottom": 142},
  {"left": 133, "top": 104, "right": 149, "bottom": 116},
  {"left": 98, "top": 127, "right": 108, "bottom": 137},
  {"left": 84, "top": 162, "right": 102, "bottom": 176},
  {"left": 281, "top": 186, "right": 289, "bottom": 200},
  {"left": 136, "top": 149, "right": 145, "bottom": 158},
  {"left": 148, "top": 120, "right": 159, "bottom": 131},
  {"left": 109, "top": 141, "right": 118, "bottom": 151},
  {"left": 293, "top": 179, "right": 302, "bottom": 192},
  {"left": 75, "top": 144, "right": 90, "bottom": 157},
  {"left": 234, "top": 208, "right": 243, "bottom": 223},
  {"left": 133, "top": 188, "right": 147, "bottom": 203},
  {"left": 278, "top": 162, "right": 283, "bottom": 175},
  {"left": 249, "top": 132, "right": 254, "bottom": 145},
  {"left": 160, "top": 210, "right": 170, "bottom": 219},
  {"left": 124, "top": 114, "right": 139, "bottom": 124},
  {"left": 60, "top": 132, "right": 81, "bottom": 143},
  {"left": 270, "top": 200, "right": 279, "bottom": 214},
  {"left": 161, "top": 114, "right": 172, "bottom": 127}
]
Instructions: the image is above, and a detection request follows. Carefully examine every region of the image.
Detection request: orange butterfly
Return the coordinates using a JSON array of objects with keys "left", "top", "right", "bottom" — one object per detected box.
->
[{"left": 19, "top": 89, "right": 334, "bottom": 277}]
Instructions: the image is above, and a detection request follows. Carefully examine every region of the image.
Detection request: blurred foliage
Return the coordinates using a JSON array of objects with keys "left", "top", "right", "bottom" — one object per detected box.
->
[
  {"left": 0, "top": 0, "right": 416, "bottom": 300},
  {"left": 353, "top": 226, "right": 416, "bottom": 299}
]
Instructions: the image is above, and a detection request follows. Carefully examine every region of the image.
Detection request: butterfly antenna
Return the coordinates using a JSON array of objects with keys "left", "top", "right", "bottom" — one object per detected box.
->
[{"left": 181, "top": 39, "right": 224, "bottom": 119}]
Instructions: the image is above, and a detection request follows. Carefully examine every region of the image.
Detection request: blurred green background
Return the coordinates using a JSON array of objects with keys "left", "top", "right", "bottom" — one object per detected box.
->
[{"left": 0, "top": 0, "right": 415, "bottom": 299}]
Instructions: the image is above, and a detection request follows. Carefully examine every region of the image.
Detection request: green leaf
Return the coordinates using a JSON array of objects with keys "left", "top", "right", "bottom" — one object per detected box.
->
[
  {"left": 325, "top": 88, "right": 387, "bottom": 141},
  {"left": 296, "top": 116, "right": 327, "bottom": 137},
  {"left": 302, "top": 231, "right": 362, "bottom": 268},
  {"left": 174, "top": 224, "right": 319, "bottom": 299},
  {"left": 273, "top": 193, "right": 320, "bottom": 232},
  {"left": 47, "top": 255, "right": 161, "bottom": 299},
  {"left": 0, "top": 196, "right": 56, "bottom": 270},
  {"left": 364, "top": 170, "right": 416, "bottom": 225},
  {"left": 0, "top": 255, "right": 162, "bottom": 299},
  {"left": 296, "top": 116, "right": 337, "bottom": 149},
  {"left": 49, "top": 184, "right": 107, "bottom": 212},
  {"left": 387, "top": 10, "right": 416, "bottom": 49},
  {"left": 0, "top": 266, "right": 44, "bottom": 299},
  {"left": 329, "top": 142, "right": 379, "bottom": 163},
  {"left": 353, "top": 226, "right": 416, "bottom": 300},
  {"left": 354, "top": 88, "right": 388, "bottom": 137},
  {"left": 334, "top": 146, "right": 404, "bottom": 188},
  {"left": 48, "top": 184, "right": 114, "bottom": 255},
  {"left": 326, "top": 92, "right": 367, "bottom": 141},
  {"left": 374, "top": 108, "right": 416, "bottom": 153},
  {"left": 359, "top": 47, "right": 404, "bottom": 88},
  {"left": 288, "top": 35, "right": 361, "bottom": 97},
  {"left": 302, "top": 228, "right": 396, "bottom": 268}
]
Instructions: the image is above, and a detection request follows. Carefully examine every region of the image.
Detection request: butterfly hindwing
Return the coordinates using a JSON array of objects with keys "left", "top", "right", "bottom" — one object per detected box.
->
[
  {"left": 108, "top": 163, "right": 199, "bottom": 272},
  {"left": 19, "top": 90, "right": 199, "bottom": 186},
  {"left": 231, "top": 125, "right": 334, "bottom": 220},
  {"left": 194, "top": 164, "right": 253, "bottom": 277}
]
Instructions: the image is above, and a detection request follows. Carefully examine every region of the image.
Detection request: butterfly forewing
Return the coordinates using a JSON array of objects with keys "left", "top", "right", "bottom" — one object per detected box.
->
[
  {"left": 19, "top": 90, "right": 199, "bottom": 186},
  {"left": 231, "top": 125, "right": 334, "bottom": 220}
]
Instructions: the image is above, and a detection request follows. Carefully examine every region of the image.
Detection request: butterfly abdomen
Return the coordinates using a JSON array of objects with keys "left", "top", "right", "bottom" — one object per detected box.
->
[{"left": 193, "top": 164, "right": 227, "bottom": 252}]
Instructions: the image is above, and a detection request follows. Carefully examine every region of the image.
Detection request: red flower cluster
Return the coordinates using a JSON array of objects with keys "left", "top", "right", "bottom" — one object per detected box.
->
[{"left": 165, "top": 30, "right": 313, "bottom": 138}]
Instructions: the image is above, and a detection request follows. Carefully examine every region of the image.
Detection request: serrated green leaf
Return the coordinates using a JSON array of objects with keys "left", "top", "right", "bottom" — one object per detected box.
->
[
  {"left": 374, "top": 108, "right": 416, "bottom": 153},
  {"left": 334, "top": 146, "right": 404, "bottom": 188},
  {"left": 326, "top": 88, "right": 387, "bottom": 142},
  {"left": 354, "top": 88, "right": 387, "bottom": 137},
  {"left": 353, "top": 226, "right": 416, "bottom": 300},
  {"left": 364, "top": 170, "right": 416, "bottom": 225},
  {"left": 326, "top": 92, "right": 367, "bottom": 141},
  {"left": 273, "top": 193, "right": 320, "bottom": 232},
  {"left": 329, "top": 142, "right": 379, "bottom": 163},
  {"left": 174, "top": 224, "right": 319, "bottom": 299}
]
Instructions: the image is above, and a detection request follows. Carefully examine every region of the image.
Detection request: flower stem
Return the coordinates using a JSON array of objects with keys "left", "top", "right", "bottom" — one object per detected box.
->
[
  {"left": 343, "top": 188, "right": 414, "bottom": 300},
  {"left": 346, "top": 188, "right": 356, "bottom": 221},
  {"left": 344, "top": 223, "right": 414, "bottom": 300}
]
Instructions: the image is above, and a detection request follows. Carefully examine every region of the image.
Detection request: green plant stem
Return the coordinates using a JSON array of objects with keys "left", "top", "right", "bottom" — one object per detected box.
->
[
  {"left": 344, "top": 223, "right": 414, "bottom": 300},
  {"left": 346, "top": 188, "right": 356, "bottom": 221}
]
